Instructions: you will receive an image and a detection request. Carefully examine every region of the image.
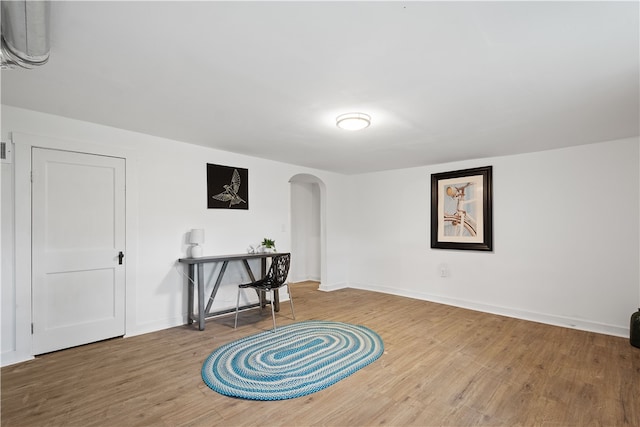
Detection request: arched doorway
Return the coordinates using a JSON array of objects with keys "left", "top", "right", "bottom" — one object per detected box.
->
[{"left": 289, "top": 174, "right": 326, "bottom": 287}]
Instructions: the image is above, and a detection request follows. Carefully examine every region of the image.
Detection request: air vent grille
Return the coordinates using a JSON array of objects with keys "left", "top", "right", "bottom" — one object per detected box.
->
[{"left": 1, "top": 141, "right": 13, "bottom": 163}]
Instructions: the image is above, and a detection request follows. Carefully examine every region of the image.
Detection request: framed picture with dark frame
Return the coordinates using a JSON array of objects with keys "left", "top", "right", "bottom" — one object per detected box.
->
[
  {"left": 207, "top": 163, "right": 249, "bottom": 210},
  {"left": 430, "top": 166, "right": 493, "bottom": 251}
]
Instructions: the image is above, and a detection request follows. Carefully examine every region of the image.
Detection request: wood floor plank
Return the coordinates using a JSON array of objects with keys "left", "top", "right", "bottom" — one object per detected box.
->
[{"left": 2, "top": 281, "right": 639, "bottom": 426}]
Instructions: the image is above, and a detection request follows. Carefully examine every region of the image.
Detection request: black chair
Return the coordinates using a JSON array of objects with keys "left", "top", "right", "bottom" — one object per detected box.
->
[{"left": 234, "top": 253, "right": 295, "bottom": 332}]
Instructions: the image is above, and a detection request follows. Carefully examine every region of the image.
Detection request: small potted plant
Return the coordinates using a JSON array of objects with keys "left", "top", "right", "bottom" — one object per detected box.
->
[{"left": 261, "top": 238, "right": 276, "bottom": 253}]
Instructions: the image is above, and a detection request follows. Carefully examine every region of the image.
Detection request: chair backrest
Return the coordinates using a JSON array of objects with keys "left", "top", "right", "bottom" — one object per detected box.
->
[{"left": 265, "top": 253, "right": 291, "bottom": 288}]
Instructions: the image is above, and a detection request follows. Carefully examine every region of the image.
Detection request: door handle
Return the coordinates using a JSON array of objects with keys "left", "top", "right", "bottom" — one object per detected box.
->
[{"left": 118, "top": 251, "right": 124, "bottom": 265}]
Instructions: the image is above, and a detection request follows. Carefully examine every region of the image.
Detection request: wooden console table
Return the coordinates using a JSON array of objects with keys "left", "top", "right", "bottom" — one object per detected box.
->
[{"left": 178, "top": 252, "right": 286, "bottom": 330}]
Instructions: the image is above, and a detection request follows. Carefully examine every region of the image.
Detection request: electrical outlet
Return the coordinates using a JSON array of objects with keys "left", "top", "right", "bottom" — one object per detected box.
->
[{"left": 438, "top": 263, "right": 449, "bottom": 277}]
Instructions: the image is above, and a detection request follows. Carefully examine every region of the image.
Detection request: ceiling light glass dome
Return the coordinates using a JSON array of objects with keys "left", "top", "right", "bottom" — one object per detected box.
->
[{"left": 336, "top": 112, "right": 371, "bottom": 131}]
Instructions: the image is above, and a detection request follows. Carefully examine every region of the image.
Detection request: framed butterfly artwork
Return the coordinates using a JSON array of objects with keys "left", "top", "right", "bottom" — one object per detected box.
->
[{"left": 207, "top": 163, "right": 249, "bottom": 210}]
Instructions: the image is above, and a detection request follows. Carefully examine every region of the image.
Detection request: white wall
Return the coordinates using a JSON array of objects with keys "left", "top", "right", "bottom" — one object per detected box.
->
[
  {"left": 1, "top": 106, "right": 350, "bottom": 365},
  {"left": 348, "top": 137, "right": 640, "bottom": 337},
  {"left": 291, "top": 182, "right": 321, "bottom": 282},
  {"left": 308, "top": 184, "right": 321, "bottom": 279},
  {"left": 2, "top": 104, "right": 637, "bottom": 366},
  {"left": 1, "top": 158, "right": 15, "bottom": 354}
]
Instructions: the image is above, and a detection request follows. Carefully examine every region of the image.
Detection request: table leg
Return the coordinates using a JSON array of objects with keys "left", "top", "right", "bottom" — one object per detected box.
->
[
  {"left": 274, "top": 289, "right": 280, "bottom": 312},
  {"left": 242, "top": 259, "right": 257, "bottom": 282},
  {"left": 205, "top": 261, "right": 228, "bottom": 314},
  {"left": 197, "top": 263, "right": 205, "bottom": 331},
  {"left": 187, "top": 264, "right": 195, "bottom": 324},
  {"left": 259, "top": 258, "right": 267, "bottom": 308}
]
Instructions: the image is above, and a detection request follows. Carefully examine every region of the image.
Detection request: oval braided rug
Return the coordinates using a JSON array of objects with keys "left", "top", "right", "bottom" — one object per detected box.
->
[{"left": 201, "top": 320, "right": 384, "bottom": 400}]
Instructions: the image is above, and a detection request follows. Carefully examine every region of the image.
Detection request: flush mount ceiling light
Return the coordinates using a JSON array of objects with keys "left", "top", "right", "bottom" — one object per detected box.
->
[{"left": 336, "top": 112, "right": 371, "bottom": 131}]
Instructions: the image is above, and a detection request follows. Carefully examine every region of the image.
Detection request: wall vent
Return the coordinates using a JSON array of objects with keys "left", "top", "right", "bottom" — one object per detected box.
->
[{"left": 1, "top": 141, "right": 13, "bottom": 164}]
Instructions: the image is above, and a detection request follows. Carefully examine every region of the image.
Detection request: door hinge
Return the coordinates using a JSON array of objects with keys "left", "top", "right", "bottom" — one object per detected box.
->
[
  {"left": 31, "top": 323, "right": 34, "bottom": 334},
  {"left": 30, "top": 171, "right": 33, "bottom": 183}
]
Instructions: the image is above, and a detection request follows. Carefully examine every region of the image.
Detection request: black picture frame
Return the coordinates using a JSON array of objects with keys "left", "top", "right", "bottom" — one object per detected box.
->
[
  {"left": 430, "top": 166, "right": 493, "bottom": 251},
  {"left": 207, "top": 163, "right": 249, "bottom": 210}
]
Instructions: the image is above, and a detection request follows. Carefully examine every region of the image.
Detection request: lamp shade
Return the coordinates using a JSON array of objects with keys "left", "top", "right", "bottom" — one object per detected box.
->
[{"left": 189, "top": 229, "right": 204, "bottom": 245}]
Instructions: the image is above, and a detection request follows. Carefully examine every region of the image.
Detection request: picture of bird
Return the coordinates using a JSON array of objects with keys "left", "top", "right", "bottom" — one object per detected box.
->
[{"left": 211, "top": 169, "right": 246, "bottom": 207}]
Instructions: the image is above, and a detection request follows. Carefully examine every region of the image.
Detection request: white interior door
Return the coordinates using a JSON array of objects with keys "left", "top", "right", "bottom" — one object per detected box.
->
[{"left": 32, "top": 148, "right": 126, "bottom": 355}]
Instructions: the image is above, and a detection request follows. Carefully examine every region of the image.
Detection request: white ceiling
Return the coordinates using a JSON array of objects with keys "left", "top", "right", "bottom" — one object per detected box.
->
[{"left": 2, "top": 1, "right": 638, "bottom": 174}]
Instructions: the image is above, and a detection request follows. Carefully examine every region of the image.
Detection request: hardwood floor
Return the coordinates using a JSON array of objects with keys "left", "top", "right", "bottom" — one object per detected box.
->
[{"left": 2, "top": 281, "right": 639, "bottom": 426}]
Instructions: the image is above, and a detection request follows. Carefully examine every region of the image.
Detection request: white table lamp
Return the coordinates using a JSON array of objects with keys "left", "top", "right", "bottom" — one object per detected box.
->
[{"left": 189, "top": 229, "right": 204, "bottom": 257}]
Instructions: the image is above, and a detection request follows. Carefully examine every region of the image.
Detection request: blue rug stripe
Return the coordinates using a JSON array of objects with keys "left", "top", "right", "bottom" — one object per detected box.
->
[{"left": 201, "top": 321, "right": 384, "bottom": 400}]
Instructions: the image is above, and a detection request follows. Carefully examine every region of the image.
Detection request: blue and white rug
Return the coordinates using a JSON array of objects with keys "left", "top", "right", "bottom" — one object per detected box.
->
[{"left": 201, "top": 320, "right": 384, "bottom": 400}]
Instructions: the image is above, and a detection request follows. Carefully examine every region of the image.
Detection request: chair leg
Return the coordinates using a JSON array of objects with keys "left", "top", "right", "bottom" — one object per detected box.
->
[
  {"left": 234, "top": 286, "right": 242, "bottom": 328},
  {"left": 287, "top": 283, "right": 295, "bottom": 320},
  {"left": 269, "top": 289, "right": 277, "bottom": 332}
]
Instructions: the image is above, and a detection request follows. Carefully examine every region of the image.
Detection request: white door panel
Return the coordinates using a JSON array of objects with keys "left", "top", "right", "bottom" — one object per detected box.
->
[{"left": 32, "top": 148, "right": 125, "bottom": 355}]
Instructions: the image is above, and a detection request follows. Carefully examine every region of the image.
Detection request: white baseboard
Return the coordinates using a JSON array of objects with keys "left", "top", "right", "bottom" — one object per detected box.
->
[
  {"left": 126, "top": 315, "right": 186, "bottom": 338},
  {"left": 345, "top": 282, "right": 629, "bottom": 338},
  {"left": 318, "top": 281, "right": 348, "bottom": 292},
  {"left": 291, "top": 275, "right": 321, "bottom": 283},
  {"left": 1, "top": 350, "right": 34, "bottom": 367}
]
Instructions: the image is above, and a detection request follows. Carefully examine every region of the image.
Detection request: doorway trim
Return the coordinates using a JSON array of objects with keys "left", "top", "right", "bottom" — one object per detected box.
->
[
  {"left": 289, "top": 173, "right": 326, "bottom": 287},
  {"left": 12, "top": 132, "right": 138, "bottom": 363}
]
